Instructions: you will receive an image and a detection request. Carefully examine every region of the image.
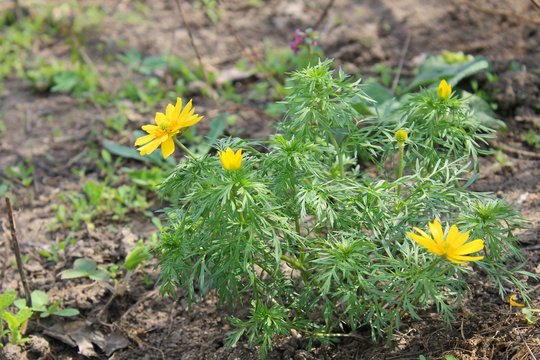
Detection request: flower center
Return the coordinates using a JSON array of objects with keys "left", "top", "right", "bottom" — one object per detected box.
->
[{"left": 160, "top": 121, "right": 169, "bottom": 131}]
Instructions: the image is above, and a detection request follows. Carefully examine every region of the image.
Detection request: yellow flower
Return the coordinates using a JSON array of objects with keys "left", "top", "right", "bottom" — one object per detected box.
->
[
  {"left": 407, "top": 219, "right": 484, "bottom": 265},
  {"left": 135, "top": 98, "right": 203, "bottom": 159},
  {"left": 219, "top": 147, "right": 243, "bottom": 171},
  {"left": 394, "top": 129, "right": 408, "bottom": 145},
  {"left": 437, "top": 79, "right": 452, "bottom": 100},
  {"left": 509, "top": 294, "right": 525, "bottom": 308}
]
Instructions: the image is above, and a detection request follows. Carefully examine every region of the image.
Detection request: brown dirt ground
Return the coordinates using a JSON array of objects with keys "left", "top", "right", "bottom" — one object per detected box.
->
[{"left": 1, "top": 0, "right": 539, "bottom": 359}]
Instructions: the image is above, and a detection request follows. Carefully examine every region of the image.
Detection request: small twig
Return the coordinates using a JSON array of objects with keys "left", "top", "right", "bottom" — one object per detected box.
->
[
  {"left": 0, "top": 236, "right": 8, "bottom": 289},
  {"left": 489, "top": 140, "right": 540, "bottom": 159},
  {"left": 215, "top": 0, "right": 284, "bottom": 94},
  {"left": 173, "top": 0, "right": 207, "bottom": 82},
  {"left": 5, "top": 197, "right": 32, "bottom": 307},
  {"left": 314, "top": 0, "right": 336, "bottom": 30},
  {"left": 392, "top": 34, "right": 411, "bottom": 93},
  {"left": 455, "top": 0, "right": 540, "bottom": 25},
  {"left": 69, "top": 34, "right": 109, "bottom": 93},
  {"left": 517, "top": 330, "right": 537, "bottom": 360},
  {"left": 532, "top": 0, "right": 540, "bottom": 10},
  {"left": 160, "top": 298, "right": 178, "bottom": 347},
  {"left": 119, "top": 289, "right": 158, "bottom": 323}
]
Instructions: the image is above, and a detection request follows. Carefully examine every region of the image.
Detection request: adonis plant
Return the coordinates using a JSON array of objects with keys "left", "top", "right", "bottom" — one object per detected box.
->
[{"left": 136, "top": 60, "right": 532, "bottom": 358}]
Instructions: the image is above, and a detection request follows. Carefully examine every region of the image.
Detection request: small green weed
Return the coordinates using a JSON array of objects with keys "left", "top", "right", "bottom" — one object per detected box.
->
[
  {"left": 14, "top": 291, "right": 79, "bottom": 318},
  {"left": 0, "top": 290, "right": 32, "bottom": 348}
]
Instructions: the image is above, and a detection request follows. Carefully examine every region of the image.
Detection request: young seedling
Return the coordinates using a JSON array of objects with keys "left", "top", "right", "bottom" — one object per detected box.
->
[
  {"left": 14, "top": 291, "right": 79, "bottom": 318},
  {"left": 0, "top": 290, "right": 33, "bottom": 348},
  {"left": 60, "top": 258, "right": 110, "bottom": 282}
]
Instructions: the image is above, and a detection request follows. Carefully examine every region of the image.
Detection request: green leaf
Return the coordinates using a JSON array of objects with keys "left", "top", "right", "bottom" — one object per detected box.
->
[
  {"left": 461, "top": 91, "right": 505, "bottom": 129},
  {"left": 101, "top": 149, "right": 112, "bottom": 163},
  {"left": 60, "top": 258, "right": 110, "bottom": 282},
  {"left": 0, "top": 290, "right": 16, "bottom": 310},
  {"left": 103, "top": 137, "right": 174, "bottom": 166},
  {"left": 139, "top": 55, "right": 168, "bottom": 75},
  {"left": 403, "top": 55, "right": 489, "bottom": 93},
  {"left": 30, "top": 290, "right": 49, "bottom": 310},
  {"left": 51, "top": 71, "right": 80, "bottom": 93},
  {"left": 72, "top": 258, "right": 98, "bottom": 273},
  {"left": 60, "top": 269, "right": 92, "bottom": 279},
  {"left": 53, "top": 308, "right": 80, "bottom": 317},
  {"left": 125, "top": 243, "right": 152, "bottom": 271},
  {"left": 89, "top": 269, "right": 110, "bottom": 282}
]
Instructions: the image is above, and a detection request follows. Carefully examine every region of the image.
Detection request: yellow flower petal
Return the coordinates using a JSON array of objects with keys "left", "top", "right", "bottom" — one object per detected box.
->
[
  {"left": 165, "top": 104, "right": 176, "bottom": 119},
  {"left": 138, "top": 137, "right": 163, "bottom": 156},
  {"left": 447, "top": 226, "right": 470, "bottom": 247},
  {"left": 134, "top": 134, "right": 155, "bottom": 146},
  {"left": 134, "top": 98, "right": 202, "bottom": 158},
  {"left": 509, "top": 294, "right": 525, "bottom": 307},
  {"left": 220, "top": 147, "right": 243, "bottom": 171},
  {"left": 437, "top": 79, "right": 452, "bottom": 100},
  {"left": 407, "top": 231, "right": 438, "bottom": 253},
  {"left": 154, "top": 112, "right": 167, "bottom": 126},
  {"left": 408, "top": 219, "right": 484, "bottom": 266},
  {"left": 453, "top": 239, "right": 484, "bottom": 255},
  {"left": 179, "top": 99, "right": 193, "bottom": 118},
  {"left": 161, "top": 137, "right": 175, "bottom": 159},
  {"left": 412, "top": 227, "right": 431, "bottom": 240},
  {"left": 142, "top": 124, "right": 159, "bottom": 133},
  {"left": 429, "top": 219, "right": 444, "bottom": 246},
  {"left": 180, "top": 115, "right": 204, "bottom": 128}
]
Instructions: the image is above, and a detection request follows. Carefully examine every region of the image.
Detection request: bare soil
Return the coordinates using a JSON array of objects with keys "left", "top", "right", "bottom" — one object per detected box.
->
[{"left": 1, "top": 0, "right": 539, "bottom": 359}]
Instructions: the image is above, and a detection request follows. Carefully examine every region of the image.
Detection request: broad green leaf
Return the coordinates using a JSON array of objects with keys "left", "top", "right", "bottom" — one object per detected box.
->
[
  {"left": 60, "top": 269, "right": 92, "bottom": 279},
  {"left": 403, "top": 55, "right": 489, "bottom": 93},
  {"left": 73, "top": 258, "right": 98, "bottom": 273},
  {"left": 0, "top": 290, "right": 16, "bottom": 310},
  {"left": 30, "top": 290, "right": 49, "bottom": 309},
  {"left": 103, "top": 136, "right": 174, "bottom": 166},
  {"left": 60, "top": 258, "right": 110, "bottom": 282},
  {"left": 89, "top": 269, "right": 110, "bottom": 282},
  {"left": 54, "top": 308, "right": 80, "bottom": 317}
]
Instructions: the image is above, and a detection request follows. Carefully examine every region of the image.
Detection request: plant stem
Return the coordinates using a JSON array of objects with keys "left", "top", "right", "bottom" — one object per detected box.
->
[
  {"left": 280, "top": 254, "right": 308, "bottom": 282},
  {"left": 328, "top": 132, "right": 344, "bottom": 176},
  {"left": 174, "top": 138, "right": 198, "bottom": 160},
  {"left": 397, "top": 144, "right": 404, "bottom": 196}
]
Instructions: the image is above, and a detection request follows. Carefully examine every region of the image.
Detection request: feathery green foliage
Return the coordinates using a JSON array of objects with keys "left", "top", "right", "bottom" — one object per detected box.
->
[{"left": 154, "top": 60, "right": 531, "bottom": 358}]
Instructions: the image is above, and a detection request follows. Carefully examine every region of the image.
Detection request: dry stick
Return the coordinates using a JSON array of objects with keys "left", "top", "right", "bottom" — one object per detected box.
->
[
  {"left": 5, "top": 197, "right": 32, "bottom": 307},
  {"left": 69, "top": 34, "right": 109, "bottom": 93},
  {"left": 391, "top": 34, "right": 411, "bottom": 93},
  {"left": 531, "top": 0, "right": 540, "bottom": 11},
  {"left": 455, "top": 0, "right": 540, "bottom": 25},
  {"left": 314, "top": 0, "right": 336, "bottom": 30},
  {"left": 173, "top": 0, "right": 207, "bottom": 82},
  {"left": 0, "top": 237, "right": 8, "bottom": 289},
  {"left": 13, "top": 0, "right": 22, "bottom": 20},
  {"left": 517, "top": 330, "right": 537, "bottom": 360},
  {"left": 214, "top": 0, "right": 284, "bottom": 93},
  {"left": 489, "top": 140, "right": 540, "bottom": 160}
]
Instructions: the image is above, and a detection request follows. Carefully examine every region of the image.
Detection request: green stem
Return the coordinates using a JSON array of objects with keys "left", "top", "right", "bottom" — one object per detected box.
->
[
  {"left": 397, "top": 144, "right": 404, "bottom": 196},
  {"left": 173, "top": 137, "right": 197, "bottom": 160},
  {"left": 328, "top": 133, "right": 344, "bottom": 176},
  {"left": 294, "top": 217, "right": 301, "bottom": 234},
  {"left": 280, "top": 254, "right": 309, "bottom": 283},
  {"left": 280, "top": 255, "right": 304, "bottom": 271}
]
